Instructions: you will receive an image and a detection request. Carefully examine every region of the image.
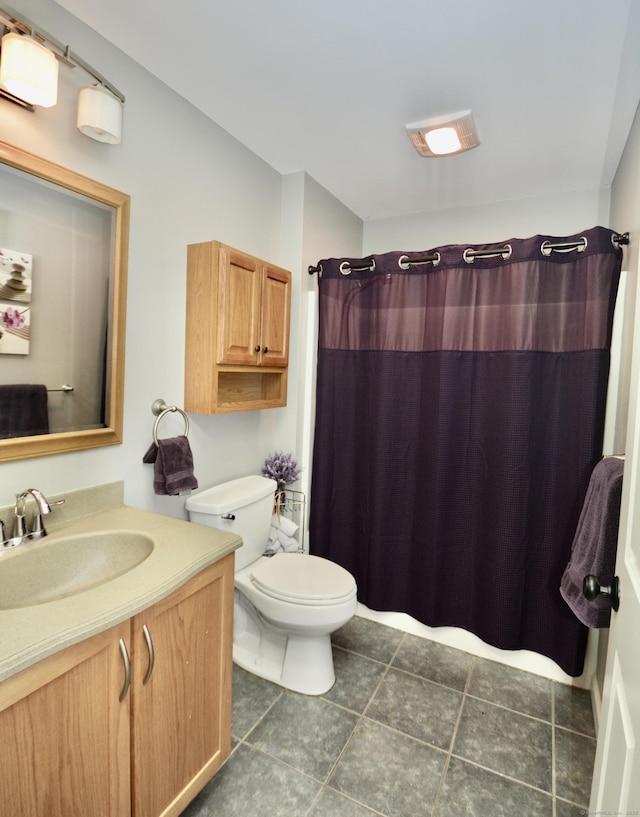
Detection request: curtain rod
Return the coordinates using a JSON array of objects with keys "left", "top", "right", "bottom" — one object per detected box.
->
[{"left": 308, "top": 231, "right": 630, "bottom": 275}]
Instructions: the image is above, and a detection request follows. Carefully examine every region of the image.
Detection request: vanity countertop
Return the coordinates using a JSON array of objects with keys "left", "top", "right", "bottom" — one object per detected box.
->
[{"left": 0, "top": 504, "right": 241, "bottom": 683}]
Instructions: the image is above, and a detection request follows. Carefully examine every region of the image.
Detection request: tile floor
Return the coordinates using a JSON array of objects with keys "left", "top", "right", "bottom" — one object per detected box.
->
[{"left": 181, "top": 616, "right": 596, "bottom": 817}]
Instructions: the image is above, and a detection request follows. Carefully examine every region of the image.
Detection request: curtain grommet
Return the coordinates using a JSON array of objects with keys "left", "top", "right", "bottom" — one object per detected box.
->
[
  {"left": 541, "top": 237, "right": 587, "bottom": 257},
  {"left": 398, "top": 252, "right": 440, "bottom": 270}
]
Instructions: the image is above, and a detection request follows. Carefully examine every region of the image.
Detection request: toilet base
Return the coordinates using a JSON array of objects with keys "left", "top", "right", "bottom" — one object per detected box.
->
[
  {"left": 233, "top": 634, "right": 335, "bottom": 696},
  {"left": 233, "top": 593, "right": 337, "bottom": 695}
]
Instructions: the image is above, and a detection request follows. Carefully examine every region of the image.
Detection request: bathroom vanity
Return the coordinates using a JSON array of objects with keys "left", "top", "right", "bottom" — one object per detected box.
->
[{"left": 0, "top": 484, "right": 240, "bottom": 817}]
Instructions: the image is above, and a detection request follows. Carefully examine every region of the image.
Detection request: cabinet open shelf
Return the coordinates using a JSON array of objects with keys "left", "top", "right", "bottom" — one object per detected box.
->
[{"left": 216, "top": 368, "right": 288, "bottom": 412}]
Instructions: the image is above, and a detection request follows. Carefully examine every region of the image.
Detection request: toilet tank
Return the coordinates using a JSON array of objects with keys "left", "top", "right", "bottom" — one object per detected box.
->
[{"left": 185, "top": 475, "right": 277, "bottom": 571}]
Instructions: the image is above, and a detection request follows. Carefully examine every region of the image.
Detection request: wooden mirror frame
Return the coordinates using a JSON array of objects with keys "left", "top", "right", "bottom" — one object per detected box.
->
[{"left": 0, "top": 141, "right": 129, "bottom": 462}]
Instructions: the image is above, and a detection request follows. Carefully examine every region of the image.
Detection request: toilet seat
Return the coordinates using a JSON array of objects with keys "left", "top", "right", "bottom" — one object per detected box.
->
[{"left": 250, "top": 553, "right": 356, "bottom": 606}]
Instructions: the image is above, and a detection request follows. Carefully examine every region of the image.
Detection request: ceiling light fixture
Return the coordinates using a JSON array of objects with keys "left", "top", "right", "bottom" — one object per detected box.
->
[
  {"left": 406, "top": 110, "right": 480, "bottom": 157},
  {"left": 0, "top": 4, "right": 125, "bottom": 143}
]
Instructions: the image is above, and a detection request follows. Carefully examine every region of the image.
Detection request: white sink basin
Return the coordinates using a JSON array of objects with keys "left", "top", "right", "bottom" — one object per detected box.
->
[{"left": 0, "top": 531, "right": 155, "bottom": 609}]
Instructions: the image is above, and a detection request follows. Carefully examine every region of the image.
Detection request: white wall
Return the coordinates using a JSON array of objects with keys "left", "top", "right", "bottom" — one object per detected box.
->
[
  {"left": 283, "top": 172, "right": 363, "bottom": 509},
  {"left": 363, "top": 188, "right": 612, "bottom": 255},
  {"left": 0, "top": 0, "right": 330, "bottom": 517}
]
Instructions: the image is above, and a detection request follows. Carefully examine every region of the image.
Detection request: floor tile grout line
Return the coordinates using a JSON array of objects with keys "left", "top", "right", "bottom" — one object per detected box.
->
[
  {"left": 385, "top": 661, "right": 473, "bottom": 697},
  {"left": 360, "top": 632, "right": 406, "bottom": 721},
  {"left": 462, "top": 690, "right": 553, "bottom": 724},
  {"left": 304, "top": 787, "right": 324, "bottom": 817},
  {"left": 310, "top": 632, "right": 409, "bottom": 804},
  {"left": 311, "top": 784, "right": 389, "bottom": 817},
  {"left": 232, "top": 737, "right": 389, "bottom": 817},
  {"left": 332, "top": 643, "right": 389, "bottom": 666},
  {"left": 354, "top": 712, "right": 451, "bottom": 756},
  {"left": 332, "top": 638, "right": 405, "bottom": 670},
  {"left": 446, "top": 751, "right": 556, "bottom": 798},
  {"left": 238, "top": 741, "right": 335, "bottom": 789},
  {"left": 431, "top": 654, "right": 477, "bottom": 815},
  {"left": 310, "top": 632, "right": 411, "bottom": 815},
  {"left": 231, "top": 687, "right": 285, "bottom": 747},
  {"left": 554, "top": 722, "right": 599, "bottom": 740}
]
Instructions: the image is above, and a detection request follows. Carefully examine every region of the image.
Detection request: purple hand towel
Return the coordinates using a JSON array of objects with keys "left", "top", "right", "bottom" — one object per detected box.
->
[
  {"left": 560, "top": 457, "right": 624, "bottom": 628},
  {"left": 143, "top": 436, "right": 198, "bottom": 496},
  {"left": 0, "top": 384, "right": 49, "bottom": 438}
]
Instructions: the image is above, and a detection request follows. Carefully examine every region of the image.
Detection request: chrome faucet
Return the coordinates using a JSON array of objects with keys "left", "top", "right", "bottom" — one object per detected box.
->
[{"left": 1, "top": 489, "right": 65, "bottom": 551}]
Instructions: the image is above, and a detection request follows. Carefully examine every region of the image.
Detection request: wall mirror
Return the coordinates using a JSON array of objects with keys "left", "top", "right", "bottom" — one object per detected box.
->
[{"left": 0, "top": 140, "right": 129, "bottom": 462}]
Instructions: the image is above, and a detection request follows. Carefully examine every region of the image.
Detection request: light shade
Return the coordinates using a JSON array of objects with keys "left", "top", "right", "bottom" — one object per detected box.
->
[
  {"left": 77, "top": 84, "right": 123, "bottom": 144},
  {"left": 0, "top": 32, "right": 58, "bottom": 107},
  {"left": 406, "top": 110, "right": 480, "bottom": 157}
]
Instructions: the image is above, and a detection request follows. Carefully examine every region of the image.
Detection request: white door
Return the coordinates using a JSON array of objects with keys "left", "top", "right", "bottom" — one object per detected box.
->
[{"left": 590, "top": 259, "right": 640, "bottom": 812}]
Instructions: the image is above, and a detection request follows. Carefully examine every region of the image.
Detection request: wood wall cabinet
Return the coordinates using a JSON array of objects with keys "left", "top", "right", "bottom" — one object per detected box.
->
[
  {"left": 185, "top": 241, "right": 291, "bottom": 413},
  {"left": 0, "top": 555, "right": 234, "bottom": 817}
]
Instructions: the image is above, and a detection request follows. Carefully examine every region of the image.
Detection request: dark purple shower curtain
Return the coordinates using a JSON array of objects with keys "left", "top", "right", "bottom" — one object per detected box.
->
[{"left": 309, "top": 226, "right": 622, "bottom": 676}]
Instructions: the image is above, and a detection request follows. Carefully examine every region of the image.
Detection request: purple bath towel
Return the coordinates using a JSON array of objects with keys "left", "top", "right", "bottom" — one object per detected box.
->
[
  {"left": 560, "top": 457, "right": 624, "bottom": 628},
  {"left": 143, "top": 436, "right": 198, "bottom": 496}
]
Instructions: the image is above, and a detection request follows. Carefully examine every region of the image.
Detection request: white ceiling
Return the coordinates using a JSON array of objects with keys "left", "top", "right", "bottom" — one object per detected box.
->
[{"left": 54, "top": 0, "right": 640, "bottom": 222}]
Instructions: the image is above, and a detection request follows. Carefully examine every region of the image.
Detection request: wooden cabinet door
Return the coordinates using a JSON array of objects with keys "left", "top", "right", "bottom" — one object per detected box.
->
[
  {"left": 130, "top": 555, "right": 234, "bottom": 817},
  {"left": 259, "top": 264, "right": 291, "bottom": 367},
  {"left": 0, "top": 622, "right": 131, "bottom": 817},
  {"left": 217, "top": 245, "right": 262, "bottom": 365}
]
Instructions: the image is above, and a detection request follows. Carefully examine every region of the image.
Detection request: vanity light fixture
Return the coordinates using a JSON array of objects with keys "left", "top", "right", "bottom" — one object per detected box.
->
[
  {"left": 406, "top": 110, "right": 480, "bottom": 157},
  {"left": 0, "top": 31, "right": 58, "bottom": 107},
  {"left": 77, "top": 84, "right": 123, "bottom": 144},
  {"left": 0, "top": 3, "right": 125, "bottom": 142}
]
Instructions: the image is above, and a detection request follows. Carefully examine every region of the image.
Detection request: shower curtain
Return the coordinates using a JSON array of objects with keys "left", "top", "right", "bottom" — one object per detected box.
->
[{"left": 308, "top": 226, "right": 622, "bottom": 676}]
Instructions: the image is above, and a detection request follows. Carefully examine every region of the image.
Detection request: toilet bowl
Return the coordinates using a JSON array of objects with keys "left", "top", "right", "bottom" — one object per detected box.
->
[{"left": 185, "top": 475, "right": 357, "bottom": 695}]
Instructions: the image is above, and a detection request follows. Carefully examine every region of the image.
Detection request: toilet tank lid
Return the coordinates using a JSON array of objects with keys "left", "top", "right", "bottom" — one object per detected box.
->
[{"left": 185, "top": 475, "right": 277, "bottom": 515}]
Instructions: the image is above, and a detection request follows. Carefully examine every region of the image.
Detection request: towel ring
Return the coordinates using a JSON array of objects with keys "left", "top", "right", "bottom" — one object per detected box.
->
[{"left": 151, "top": 398, "right": 189, "bottom": 445}]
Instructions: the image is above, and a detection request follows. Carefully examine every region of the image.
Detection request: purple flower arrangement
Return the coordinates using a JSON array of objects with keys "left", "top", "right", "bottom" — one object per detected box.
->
[{"left": 262, "top": 451, "right": 301, "bottom": 488}]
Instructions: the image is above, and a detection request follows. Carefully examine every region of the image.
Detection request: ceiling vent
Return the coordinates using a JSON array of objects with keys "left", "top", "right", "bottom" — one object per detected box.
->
[{"left": 406, "top": 110, "right": 480, "bottom": 157}]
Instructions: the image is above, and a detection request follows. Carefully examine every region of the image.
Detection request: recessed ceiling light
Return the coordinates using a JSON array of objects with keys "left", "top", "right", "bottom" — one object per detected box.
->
[{"left": 406, "top": 110, "right": 480, "bottom": 157}]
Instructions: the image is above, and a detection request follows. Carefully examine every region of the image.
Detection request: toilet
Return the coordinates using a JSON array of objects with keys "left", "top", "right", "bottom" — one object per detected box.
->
[{"left": 185, "top": 475, "right": 357, "bottom": 695}]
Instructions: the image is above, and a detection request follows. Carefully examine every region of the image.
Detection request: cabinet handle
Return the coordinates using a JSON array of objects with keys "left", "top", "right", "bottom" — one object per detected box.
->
[
  {"left": 118, "top": 638, "right": 131, "bottom": 702},
  {"left": 254, "top": 345, "right": 261, "bottom": 352},
  {"left": 262, "top": 346, "right": 268, "bottom": 353},
  {"left": 142, "top": 624, "right": 155, "bottom": 685}
]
